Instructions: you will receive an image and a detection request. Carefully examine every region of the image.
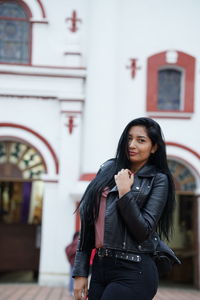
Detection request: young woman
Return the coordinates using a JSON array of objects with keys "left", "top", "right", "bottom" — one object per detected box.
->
[{"left": 73, "top": 117, "right": 175, "bottom": 300}]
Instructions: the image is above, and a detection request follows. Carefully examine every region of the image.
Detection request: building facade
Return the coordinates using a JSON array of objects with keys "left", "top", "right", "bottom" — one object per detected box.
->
[{"left": 0, "top": 0, "right": 200, "bottom": 288}]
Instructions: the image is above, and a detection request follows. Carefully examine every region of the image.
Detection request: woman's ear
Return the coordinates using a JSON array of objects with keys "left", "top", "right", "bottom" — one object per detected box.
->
[{"left": 151, "top": 144, "right": 158, "bottom": 154}]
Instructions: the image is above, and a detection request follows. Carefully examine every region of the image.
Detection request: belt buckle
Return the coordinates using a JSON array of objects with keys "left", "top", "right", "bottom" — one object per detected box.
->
[{"left": 97, "top": 248, "right": 104, "bottom": 258}]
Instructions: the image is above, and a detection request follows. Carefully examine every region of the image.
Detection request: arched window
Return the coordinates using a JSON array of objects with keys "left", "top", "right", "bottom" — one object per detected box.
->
[
  {"left": 158, "top": 68, "right": 182, "bottom": 110},
  {"left": 0, "top": 1, "right": 31, "bottom": 64},
  {"left": 146, "top": 51, "right": 195, "bottom": 118}
]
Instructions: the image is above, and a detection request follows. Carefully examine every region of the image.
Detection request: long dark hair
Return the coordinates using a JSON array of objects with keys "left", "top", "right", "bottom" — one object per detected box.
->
[{"left": 79, "top": 117, "right": 175, "bottom": 240}]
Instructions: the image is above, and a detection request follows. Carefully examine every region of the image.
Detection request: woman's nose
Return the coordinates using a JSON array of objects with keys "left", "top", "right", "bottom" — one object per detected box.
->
[{"left": 129, "top": 140, "right": 136, "bottom": 148}]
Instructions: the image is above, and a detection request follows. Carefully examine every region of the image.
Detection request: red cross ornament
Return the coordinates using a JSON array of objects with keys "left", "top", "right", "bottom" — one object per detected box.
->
[
  {"left": 126, "top": 58, "right": 141, "bottom": 79},
  {"left": 66, "top": 116, "right": 77, "bottom": 134},
  {"left": 66, "top": 10, "right": 82, "bottom": 33}
]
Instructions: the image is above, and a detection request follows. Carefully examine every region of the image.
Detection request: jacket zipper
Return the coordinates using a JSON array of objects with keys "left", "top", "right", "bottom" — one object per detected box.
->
[
  {"left": 79, "top": 219, "right": 85, "bottom": 251},
  {"left": 123, "top": 227, "right": 127, "bottom": 249}
]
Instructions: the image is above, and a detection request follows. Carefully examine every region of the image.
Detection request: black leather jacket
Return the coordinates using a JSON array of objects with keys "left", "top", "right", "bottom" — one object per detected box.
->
[{"left": 73, "top": 160, "right": 169, "bottom": 277}]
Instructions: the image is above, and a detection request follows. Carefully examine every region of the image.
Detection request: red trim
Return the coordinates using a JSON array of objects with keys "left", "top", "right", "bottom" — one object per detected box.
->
[
  {"left": 64, "top": 52, "right": 81, "bottom": 56},
  {"left": 0, "top": 94, "right": 57, "bottom": 99},
  {"left": 79, "top": 173, "right": 96, "bottom": 181},
  {"left": 0, "top": 62, "right": 86, "bottom": 70},
  {"left": 166, "top": 141, "right": 200, "bottom": 160},
  {"left": 61, "top": 110, "right": 82, "bottom": 114},
  {"left": 31, "top": 20, "right": 48, "bottom": 24},
  {"left": 146, "top": 50, "right": 195, "bottom": 114},
  {"left": 59, "top": 99, "right": 84, "bottom": 102},
  {"left": 43, "top": 180, "right": 59, "bottom": 183},
  {"left": 0, "top": 135, "right": 47, "bottom": 172},
  {"left": 29, "top": 18, "right": 32, "bottom": 65},
  {"left": 167, "top": 155, "right": 200, "bottom": 179},
  {"left": 0, "top": 123, "right": 59, "bottom": 174},
  {"left": 37, "top": 0, "right": 46, "bottom": 18},
  {"left": 17, "top": 0, "right": 33, "bottom": 18},
  {"left": 148, "top": 115, "right": 191, "bottom": 119},
  {"left": 0, "top": 70, "right": 85, "bottom": 79},
  {"left": 75, "top": 201, "right": 80, "bottom": 232}
]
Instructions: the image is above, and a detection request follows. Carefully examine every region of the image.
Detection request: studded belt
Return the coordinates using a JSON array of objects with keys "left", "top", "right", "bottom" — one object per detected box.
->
[{"left": 97, "top": 248, "right": 141, "bottom": 262}]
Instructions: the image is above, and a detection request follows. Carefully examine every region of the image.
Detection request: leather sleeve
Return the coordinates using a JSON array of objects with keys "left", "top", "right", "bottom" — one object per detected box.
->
[
  {"left": 72, "top": 246, "right": 91, "bottom": 278},
  {"left": 117, "top": 173, "right": 168, "bottom": 243}
]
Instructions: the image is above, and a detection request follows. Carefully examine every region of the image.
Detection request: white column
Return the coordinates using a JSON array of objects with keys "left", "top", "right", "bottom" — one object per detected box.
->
[
  {"left": 39, "top": 107, "right": 84, "bottom": 286},
  {"left": 39, "top": 178, "right": 61, "bottom": 285},
  {"left": 83, "top": 0, "right": 120, "bottom": 173}
]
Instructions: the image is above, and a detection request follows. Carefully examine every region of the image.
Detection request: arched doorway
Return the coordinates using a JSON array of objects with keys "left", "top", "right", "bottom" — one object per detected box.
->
[
  {"left": 163, "top": 159, "right": 198, "bottom": 287},
  {"left": 0, "top": 140, "right": 46, "bottom": 282}
]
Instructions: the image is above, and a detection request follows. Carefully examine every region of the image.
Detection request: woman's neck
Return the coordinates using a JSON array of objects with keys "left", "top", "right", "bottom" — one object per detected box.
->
[{"left": 131, "top": 162, "right": 147, "bottom": 173}]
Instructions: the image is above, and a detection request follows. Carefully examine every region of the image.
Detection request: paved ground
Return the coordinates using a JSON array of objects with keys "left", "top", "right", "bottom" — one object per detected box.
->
[{"left": 0, "top": 285, "right": 200, "bottom": 300}]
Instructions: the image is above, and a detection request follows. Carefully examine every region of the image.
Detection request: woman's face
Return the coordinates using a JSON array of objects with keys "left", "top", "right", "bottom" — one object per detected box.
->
[{"left": 127, "top": 125, "right": 157, "bottom": 171}]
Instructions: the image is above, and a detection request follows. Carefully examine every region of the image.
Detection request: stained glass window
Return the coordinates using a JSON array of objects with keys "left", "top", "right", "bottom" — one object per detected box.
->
[
  {"left": 168, "top": 160, "right": 196, "bottom": 192},
  {"left": 0, "top": 141, "right": 46, "bottom": 180},
  {"left": 0, "top": 1, "right": 30, "bottom": 64},
  {"left": 158, "top": 69, "right": 182, "bottom": 110}
]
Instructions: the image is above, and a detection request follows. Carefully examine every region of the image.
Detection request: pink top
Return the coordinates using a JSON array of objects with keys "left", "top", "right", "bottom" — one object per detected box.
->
[{"left": 95, "top": 187, "right": 110, "bottom": 248}]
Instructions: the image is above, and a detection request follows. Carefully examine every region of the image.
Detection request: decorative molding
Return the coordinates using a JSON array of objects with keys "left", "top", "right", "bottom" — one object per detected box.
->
[
  {"left": 0, "top": 123, "right": 59, "bottom": 174},
  {"left": 66, "top": 116, "right": 77, "bottom": 134},
  {"left": 166, "top": 141, "right": 200, "bottom": 160},
  {"left": 36, "top": 0, "right": 47, "bottom": 18},
  {"left": 61, "top": 110, "right": 82, "bottom": 114},
  {"left": 0, "top": 70, "right": 85, "bottom": 79},
  {"left": 79, "top": 173, "right": 96, "bottom": 181},
  {"left": 66, "top": 10, "right": 82, "bottom": 33},
  {"left": 126, "top": 58, "right": 141, "bottom": 79},
  {"left": 0, "top": 62, "right": 86, "bottom": 70},
  {"left": 0, "top": 94, "right": 57, "bottom": 100}
]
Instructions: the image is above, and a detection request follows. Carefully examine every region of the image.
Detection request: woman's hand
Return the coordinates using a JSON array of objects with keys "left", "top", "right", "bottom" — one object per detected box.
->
[
  {"left": 74, "top": 276, "right": 88, "bottom": 300},
  {"left": 114, "top": 169, "right": 134, "bottom": 198}
]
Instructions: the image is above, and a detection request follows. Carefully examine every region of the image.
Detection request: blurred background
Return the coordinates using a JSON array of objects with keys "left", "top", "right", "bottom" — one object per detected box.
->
[{"left": 0, "top": 0, "right": 199, "bottom": 289}]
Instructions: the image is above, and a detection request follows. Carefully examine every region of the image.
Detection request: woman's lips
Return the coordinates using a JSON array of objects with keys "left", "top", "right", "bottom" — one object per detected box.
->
[{"left": 129, "top": 151, "right": 138, "bottom": 156}]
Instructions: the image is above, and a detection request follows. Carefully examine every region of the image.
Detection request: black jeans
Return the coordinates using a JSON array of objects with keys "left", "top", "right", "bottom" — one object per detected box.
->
[{"left": 88, "top": 253, "right": 159, "bottom": 300}]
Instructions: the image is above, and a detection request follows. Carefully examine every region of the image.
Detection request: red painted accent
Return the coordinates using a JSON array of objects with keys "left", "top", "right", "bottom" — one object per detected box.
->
[
  {"left": 0, "top": 94, "right": 57, "bottom": 99},
  {"left": 0, "top": 123, "right": 59, "bottom": 174},
  {"left": 66, "top": 10, "right": 82, "bottom": 33},
  {"left": 148, "top": 115, "right": 191, "bottom": 119},
  {"left": 146, "top": 51, "right": 195, "bottom": 114},
  {"left": 17, "top": 0, "right": 33, "bottom": 18},
  {"left": 0, "top": 135, "right": 47, "bottom": 172},
  {"left": 126, "top": 58, "right": 141, "bottom": 78},
  {"left": 43, "top": 180, "right": 59, "bottom": 183},
  {"left": 37, "top": 0, "right": 46, "bottom": 18},
  {"left": 167, "top": 155, "right": 200, "bottom": 179},
  {"left": 166, "top": 141, "right": 200, "bottom": 160},
  {"left": 64, "top": 52, "right": 81, "bottom": 56},
  {"left": 31, "top": 20, "right": 48, "bottom": 24},
  {"left": 66, "top": 116, "right": 77, "bottom": 134},
  {"left": 61, "top": 110, "right": 82, "bottom": 114},
  {"left": 0, "top": 70, "right": 85, "bottom": 79},
  {"left": 59, "top": 99, "right": 84, "bottom": 103},
  {"left": 0, "top": 62, "right": 86, "bottom": 70},
  {"left": 75, "top": 201, "right": 81, "bottom": 232},
  {"left": 79, "top": 173, "right": 96, "bottom": 181}
]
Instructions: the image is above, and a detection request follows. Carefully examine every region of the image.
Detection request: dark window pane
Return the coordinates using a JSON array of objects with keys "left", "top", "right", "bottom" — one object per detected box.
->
[
  {"left": 158, "top": 69, "right": 182, "bottom": 110},
  {"left": 0, "top": 2, "right": 27, "bottom": 18}
]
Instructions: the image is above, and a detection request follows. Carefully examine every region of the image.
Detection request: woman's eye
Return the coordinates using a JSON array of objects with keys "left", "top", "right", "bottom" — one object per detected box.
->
[{"left": 138, "top": 139, "right": 145, "bottom": 143}]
